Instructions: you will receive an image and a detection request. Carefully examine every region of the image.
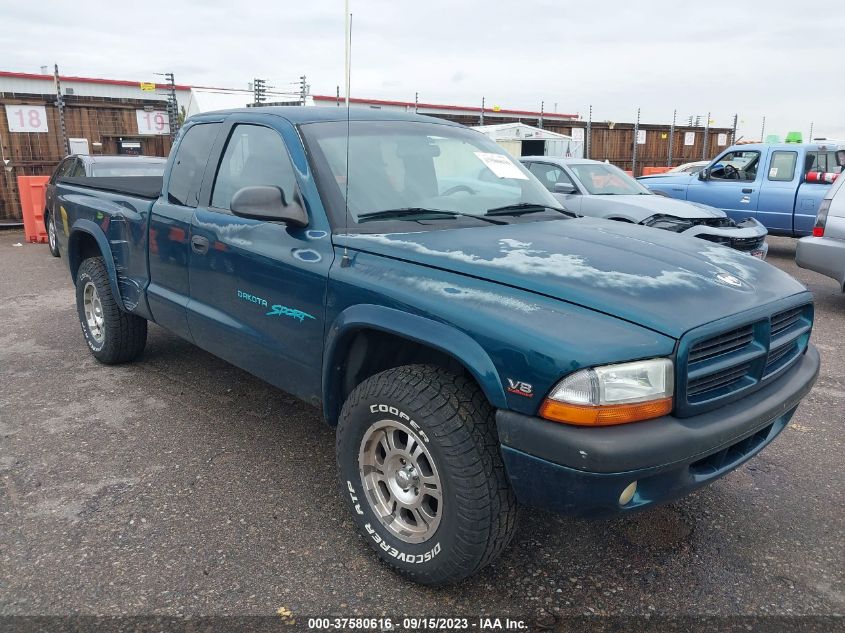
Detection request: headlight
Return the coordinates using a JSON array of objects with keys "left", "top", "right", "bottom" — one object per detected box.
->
[{"left": 539, "top": 358, "right": 674, "bottom": 426}]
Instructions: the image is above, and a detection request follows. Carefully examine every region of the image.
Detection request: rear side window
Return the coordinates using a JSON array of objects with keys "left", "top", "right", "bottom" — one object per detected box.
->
[
  {"left": 211, "top": 124, "right": 298, "bottom": 210},
  {"left": 805, "top": 150, "right": 842, "bottom": 175},
  {"left": 69, "top": 160, "right": 86, "bottom": 178},
  {"left": 768, "top": 151, "right": 797, "bottom": 181},
  {"left": 52, "top": 158, "right": 74, "bottom": 183},
  {"left": 167, "top": 123, "right": 221, "bottom": 207}
]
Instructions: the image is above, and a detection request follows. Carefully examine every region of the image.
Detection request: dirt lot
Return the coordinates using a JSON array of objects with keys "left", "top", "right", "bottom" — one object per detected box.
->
[{"left": 0, "top": 231, "right": 842, "bottom": 630}]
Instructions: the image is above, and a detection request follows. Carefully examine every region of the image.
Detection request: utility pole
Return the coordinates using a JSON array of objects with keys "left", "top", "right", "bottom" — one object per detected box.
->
[
  {"left": 702, "top": 111, "right": 711, "bottom": 161},
  {"left": 586, "top": 104, "right": 592, "bottom": 160},
  {"left": 668, "top": 109, "right": 676, "bottom": 167},
  {"left": 299, "top": 75, "right": 308, "bottom": 105},
  {"left": 54, "top": 64, "right": 69, "bottom": 157},
  {"left": 253, "top": 78, "right": 266, "bottom": 106},
  {"left": 631, "top": 108, "right": 640, "bottom": 176}
]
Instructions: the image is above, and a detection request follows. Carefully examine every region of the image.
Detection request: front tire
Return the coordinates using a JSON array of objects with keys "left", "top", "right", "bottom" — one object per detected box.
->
[
  {"left": 75, "top": 257, "right": 147, "bottom": 364},
  {"left": 47, "top": 211, "right": 60, "bottom": 257},
  {"left": 336, "top": 365, "right": 518, "bottom": 585}
]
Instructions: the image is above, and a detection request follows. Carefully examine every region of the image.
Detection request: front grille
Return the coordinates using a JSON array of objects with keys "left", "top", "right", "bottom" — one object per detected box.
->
[
  {"left": 680, "top": 303, "right": 812, "bottom": 413},
  {"left": 772, "top": 306, "right": 803, "bottom": 336},
  {"left": 687, "top": 362, "right": 752, "bottom": 397},
  {"left": 729, "top": 236, "right": 765, "bottom": 252},
  {"left": 688, "top": 325, "right": 754, "bottom": 363}
]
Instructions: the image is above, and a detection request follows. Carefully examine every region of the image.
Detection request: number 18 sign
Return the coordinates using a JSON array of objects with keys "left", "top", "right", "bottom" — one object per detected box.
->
[
  {"left": 135, "top": 110, "right": 170, "bottom": 135},
  {"left": 5, "top": 105, "right": 49, "bottom": 133}
]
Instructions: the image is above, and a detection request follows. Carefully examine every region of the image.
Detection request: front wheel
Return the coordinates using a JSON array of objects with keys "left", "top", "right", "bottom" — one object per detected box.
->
[
  {"left": 75, "top": 257, "right": 147, "bottom": 364},
  {"left": 47, "top": 211, "right": 60, "bottom": 257},
  {"left": 336, "top": 365, "right": 518, "bottom": 585}
]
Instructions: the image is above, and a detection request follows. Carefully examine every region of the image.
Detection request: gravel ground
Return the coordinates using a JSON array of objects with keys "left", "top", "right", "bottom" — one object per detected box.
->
[{"left": 0, "top": 231, "right": 842, "bottom": 630}]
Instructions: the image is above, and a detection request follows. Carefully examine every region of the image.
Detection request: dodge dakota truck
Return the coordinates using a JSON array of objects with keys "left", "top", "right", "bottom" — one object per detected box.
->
[
  {"left": 50, "top": 107, "right": 819, "bottom": 585},
  {"left": 639, "top": 143, "right": 840, "bottom": 236}
]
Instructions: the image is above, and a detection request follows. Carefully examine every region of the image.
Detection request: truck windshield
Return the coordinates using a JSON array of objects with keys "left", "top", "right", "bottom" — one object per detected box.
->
[
  {"left": 300, "top": 120, "right": 560, "bottom": 227},
  {"left": 568, "top": 163, "right": 651, "bottom": 195}
]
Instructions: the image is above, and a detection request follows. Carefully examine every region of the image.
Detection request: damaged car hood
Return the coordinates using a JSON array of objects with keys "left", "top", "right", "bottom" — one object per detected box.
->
[
  {"left": 336, "top": 217, "right": 806, "bottom": 339},
  {"left": 584, "top": 194, "right": 727, "bottom": 220}
]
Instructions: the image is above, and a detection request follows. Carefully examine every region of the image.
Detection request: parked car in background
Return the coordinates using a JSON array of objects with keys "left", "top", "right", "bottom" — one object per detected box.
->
[
  {"left": 521, "top": 156, "right": 768, "bottom": 258},
  {"left": 668, "top": 160, "right": 709, "bottom": 175},
  {"left": 638, "top": 143, "right": 841, "bottom": 237},
  {"left": 796, "top": 152, "right": 845, "bottom": 291},
  {"left": 45, "top": 155, "right": 167, "bottom": 256}
]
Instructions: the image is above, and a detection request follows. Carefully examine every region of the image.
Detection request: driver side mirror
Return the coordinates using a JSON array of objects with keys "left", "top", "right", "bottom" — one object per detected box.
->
[
  {"left": 554, "top": 182, "right": 577, "bottom": 194},
  {"left": 230, "top": 186, "right": 308, "bottom": 227},
  {"left": 837, "top": 149, "right": 845, "bottom": 169},
  {"left": 698, "top": 168, "right": 711, "bottom": 181}
]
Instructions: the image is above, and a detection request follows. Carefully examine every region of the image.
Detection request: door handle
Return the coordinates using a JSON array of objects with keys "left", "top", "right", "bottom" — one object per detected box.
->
[
  {"left": 742, "top": 188, "right": 753, "bottom": 194},
  {"left": 191, "top": 235, "right": 209, "bottom": 254}
]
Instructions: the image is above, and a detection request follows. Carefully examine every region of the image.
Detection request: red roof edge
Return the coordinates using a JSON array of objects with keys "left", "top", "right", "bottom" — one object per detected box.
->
[
  {"left": 312, "top": 94, "right": 578, "bottom": 119},
  {"left": 0, "top": 70, "right": 191, "bottom": 91}
]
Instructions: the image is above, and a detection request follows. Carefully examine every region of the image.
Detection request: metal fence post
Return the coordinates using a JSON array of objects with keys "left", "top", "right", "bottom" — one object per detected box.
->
[
  {"left": 586, "top": 105, "right": 592, "bottom": 160},
  {"left": 760, "top": 116, "right": 766, "bottom": 143},
  {"left": 53, "top": 64, "right": 68, "bottom": 157},
  {"left": 667, "top": 109, "right": 676, "bottom": 167},
  {"left": 631, "top": 108, "right": 640, "bottom": 175},
  {"left": 480, "top": 97, "right": 484, "bottom": 126},
  {"left": 539, "top": 101, "right": 544, "bottom": 129},
  {"left": 731, "top": 113, "right": 738, "bottom": 145},
  {"left": 702, "top": 111, "right": 710, "bottom": 161}
]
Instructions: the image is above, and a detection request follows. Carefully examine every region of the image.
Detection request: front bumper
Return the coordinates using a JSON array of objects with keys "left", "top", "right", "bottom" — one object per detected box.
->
[
  {"left": 496, "top": 344, "right": 819, "bottom": 518},
  {"left": 796, "top": 235, "right": 845, "bottom": 291},
  {"left": 682, "top": 217, "right": 769, "bottom": 259}
]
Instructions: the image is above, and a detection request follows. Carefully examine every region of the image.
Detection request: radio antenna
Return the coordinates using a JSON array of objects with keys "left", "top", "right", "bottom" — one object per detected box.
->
[{"left": 340, "top": 0, "right": 352, "bottom": 267}]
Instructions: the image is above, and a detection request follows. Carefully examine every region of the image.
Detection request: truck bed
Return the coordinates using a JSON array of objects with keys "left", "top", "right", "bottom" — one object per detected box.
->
[{"left": 60, "top": 176, "right": 163, "bottom": 199}]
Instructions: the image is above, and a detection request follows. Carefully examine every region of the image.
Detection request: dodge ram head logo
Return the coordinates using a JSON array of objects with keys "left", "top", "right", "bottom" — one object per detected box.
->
[
  {"left": 715, "top": 272, "right": 743, "bottom": 288},
  {"left": 506, "top": 379, "right": 534, "bottom": 397}
]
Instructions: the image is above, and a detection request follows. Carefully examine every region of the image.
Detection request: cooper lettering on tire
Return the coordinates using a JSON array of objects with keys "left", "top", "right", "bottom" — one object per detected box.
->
[
  {"left": 75, "top": 256, "right": 148, "bottom": 365},
  {"left": 336, "top": 364, "right": 518, "bottom": 585}
]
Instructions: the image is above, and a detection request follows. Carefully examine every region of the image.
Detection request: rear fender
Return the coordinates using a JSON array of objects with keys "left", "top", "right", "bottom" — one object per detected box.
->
[{"left": 68, "top": 219, "right": 126, "bottom": 311}]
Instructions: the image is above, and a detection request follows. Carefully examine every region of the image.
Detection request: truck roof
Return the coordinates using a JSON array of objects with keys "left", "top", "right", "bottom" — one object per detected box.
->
[
  {"left": 190, "top": 105, "right": 462, "bottom": 126},
  {"left": 727, "top": 142, "right": 841, "bottom": 152}
]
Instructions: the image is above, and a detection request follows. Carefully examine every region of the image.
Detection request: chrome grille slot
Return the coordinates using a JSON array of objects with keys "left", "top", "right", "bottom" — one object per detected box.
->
[
  {"left": 687, "top": 362, "right": 752, "bottom": 397},
  {"left": 688, "top": 325, "right": 754, "bottom": 364}
]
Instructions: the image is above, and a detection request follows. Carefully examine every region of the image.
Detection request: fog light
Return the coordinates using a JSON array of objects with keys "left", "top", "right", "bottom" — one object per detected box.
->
[{"left": 619, "top": 481, "right": 638, "bottom": 506}]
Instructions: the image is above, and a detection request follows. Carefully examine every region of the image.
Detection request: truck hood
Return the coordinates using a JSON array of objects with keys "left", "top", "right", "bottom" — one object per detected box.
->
[
  {"left": 336, "top": 218, "right": 806, "bottom": 338},
  {"left": 587, "top": 194, "right": 726, "bottom": 219}
]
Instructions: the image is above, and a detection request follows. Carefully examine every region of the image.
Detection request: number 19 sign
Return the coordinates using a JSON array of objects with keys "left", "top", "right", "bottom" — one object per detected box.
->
[
  {"left": 5, "top": 105, "right": 49, "bottom": 133},
  {"left": 135, "top": 110, "right": 170, "bottom": 135}
]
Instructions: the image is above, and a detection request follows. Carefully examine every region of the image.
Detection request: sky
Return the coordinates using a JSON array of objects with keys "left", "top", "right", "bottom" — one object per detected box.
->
[{"left": 1, "top": 0, "right": 843, "bottom": 141}]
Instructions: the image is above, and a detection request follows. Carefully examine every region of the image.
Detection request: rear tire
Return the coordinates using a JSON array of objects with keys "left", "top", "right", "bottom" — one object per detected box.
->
[
  {"left": 336, "top": 364, "right": 518, "bottom": 585},
  {"left": 75, "top": 257, "right": 147, "bottom": 364},
  {"left": 47, "top": 212, "right": 60, "bottom": 257}
]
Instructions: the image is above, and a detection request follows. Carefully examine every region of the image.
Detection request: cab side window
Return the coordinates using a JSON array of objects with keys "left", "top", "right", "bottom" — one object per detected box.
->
[
  {"left": 768, "top": 151, "right": 797, "bottom": 182},
  {"left": 710, "top": 150, "right": 760, "bottom": 181},
  {"left": 527, "top": 162, "right": 574, "bottom": 192},
  {"left": 211, "top": 124, "right": 298, "bottom": 211},
  {"left": 52, "top": 158, "right": 74, "bottom": 183},
  {"left": 69, "top": 160, "right": 86, "bottom": 178},
  {"left": 167, "top": 123, "right": 221, "bottom": 207}
]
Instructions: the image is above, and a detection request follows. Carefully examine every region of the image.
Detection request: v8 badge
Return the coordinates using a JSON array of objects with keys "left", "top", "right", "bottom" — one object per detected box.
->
[{"left": 506, "top": 379, "right": 534, "bottom": 397}]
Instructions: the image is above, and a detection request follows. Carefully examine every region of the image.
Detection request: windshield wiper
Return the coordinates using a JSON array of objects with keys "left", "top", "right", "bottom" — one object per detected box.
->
[
  {"left": 357, "top": 207, "right": 507, "bottom": 225},
  {"left": 485, "top": 202, "right": 578, "bottom": 218}
]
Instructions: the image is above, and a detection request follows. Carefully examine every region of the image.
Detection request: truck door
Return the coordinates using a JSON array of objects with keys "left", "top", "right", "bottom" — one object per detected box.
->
[
  {"left": 757, "top": 149, "right": 800, "bottom": 233},
  {"left": 186, "top": 120, "right": 332, "bottom": 403},
  {"left": 147, "top": 122, "right": 222, "bottom": 340},
  {"left": 686, "top": 148, "right": 762, "bottom": 222}
]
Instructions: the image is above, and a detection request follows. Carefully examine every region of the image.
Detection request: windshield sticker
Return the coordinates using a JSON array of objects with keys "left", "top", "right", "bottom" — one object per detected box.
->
[
  {"left": 769, "top": 167, "right": 778, "bottom": 178},
  {"left": 474, "top": 152, "right": 528, "bottom": 180}
]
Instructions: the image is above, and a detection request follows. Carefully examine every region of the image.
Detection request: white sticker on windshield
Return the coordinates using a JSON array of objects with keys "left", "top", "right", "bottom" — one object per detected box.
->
[
  {"left": 769, "top": 167, "right": 778, "bottom": 178},
  {"left": 474, "top": 152, "right": 528, "bottom": 180}
]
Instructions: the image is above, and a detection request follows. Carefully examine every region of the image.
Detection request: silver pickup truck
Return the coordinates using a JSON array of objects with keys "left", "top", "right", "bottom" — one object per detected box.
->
[{"left": 521, "top": 156, "right": 769, "bottom": 258}]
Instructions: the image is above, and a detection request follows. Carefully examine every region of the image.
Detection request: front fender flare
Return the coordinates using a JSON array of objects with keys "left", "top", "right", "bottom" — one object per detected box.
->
[
  {"left": 322, "top": 304, "right": 508, "bottom": 424},
  {"left": 68, "top": 219, "right": 125, "bottom": 311}
]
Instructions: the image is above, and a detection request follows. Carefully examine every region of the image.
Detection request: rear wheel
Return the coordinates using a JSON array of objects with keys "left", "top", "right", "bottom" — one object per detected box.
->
[
  {"left": 336, "top": 364, "right": 518, "bottom": 585},
  {"left": 47, "top": 212, "right": 60, "bottom": 257},
  {"left": 75, "top": 257, "right": 147, "bottom": 364}
]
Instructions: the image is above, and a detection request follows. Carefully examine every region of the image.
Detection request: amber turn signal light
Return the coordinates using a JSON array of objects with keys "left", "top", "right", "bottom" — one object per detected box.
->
[{"left": 539, "top": 397, "right": 673, "bottom": 427}]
